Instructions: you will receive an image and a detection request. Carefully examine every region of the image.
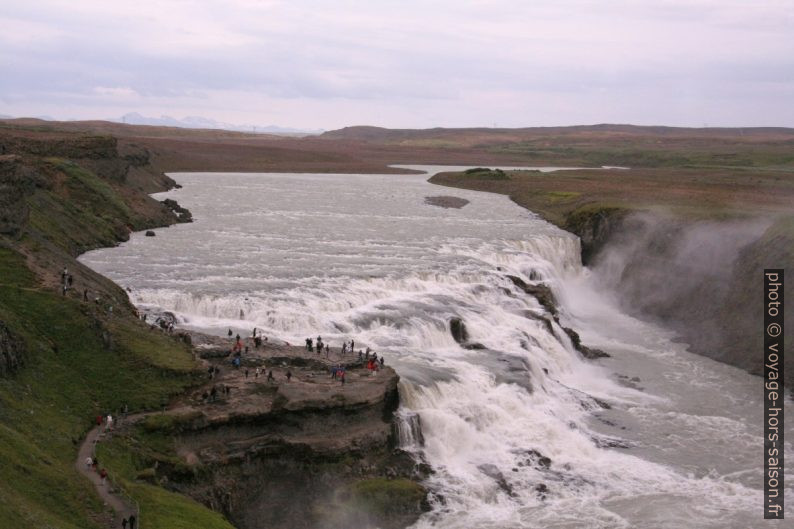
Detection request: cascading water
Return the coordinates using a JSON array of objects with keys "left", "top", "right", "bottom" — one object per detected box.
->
[{"left": 80, "top": 166, "right": 792, "bottom": 528}]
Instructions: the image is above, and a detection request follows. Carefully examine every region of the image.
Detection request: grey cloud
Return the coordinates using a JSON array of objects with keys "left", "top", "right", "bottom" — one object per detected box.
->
[{"left": 1, "top": 0, "right": 792, "bottom": 127}]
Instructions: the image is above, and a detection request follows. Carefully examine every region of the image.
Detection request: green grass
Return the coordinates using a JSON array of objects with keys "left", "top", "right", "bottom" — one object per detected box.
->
[
  {"left": 108, "top": 319, "right": 198, "bottom": 372},
  {"left": 0, "top": 247, "right": 36, "bottom": 288},
  {"left": 489, "top": 143, "right": 794, "bottom": 169},
  {"left": 463, "top": 167, "right": 509, "bottom": 180},
  {"left": 0, "top": 253, "right": 207, "bottom": 528},
  {"left": 140, "top": 410, "right": 203, "bottom": 433},
  {"left": 124, "top": 484, "right": 235, "bottom": 529},
  {"left": 546, "top": 191, "right": 581, "bottom": 203},
  {"left": 348, "top": 478, "right": 427, "bottom": 517},
  {"left": 45, "top": 158, "right": 131, "bottom": 217},
  {"left": 95, "top": 427, "right": 234, "bottom": 529},
  {"left": 26, "top": 185, "right": 128, "bottom": 254},
  {"left": 0, "top": 137, "right": 233, "bottom": 528}
]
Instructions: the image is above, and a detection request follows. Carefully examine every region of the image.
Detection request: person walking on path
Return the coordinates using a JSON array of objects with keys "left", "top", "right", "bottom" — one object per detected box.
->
[
  {"left": 129, "top": 514, "right": 137, "bottom": 529},
  {"left": 76, "top": 419, "right": 138, "bottom": 528}
]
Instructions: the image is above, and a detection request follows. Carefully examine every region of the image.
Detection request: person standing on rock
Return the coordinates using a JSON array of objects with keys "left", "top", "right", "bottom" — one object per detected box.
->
[
  {"left": 286, "top": 370, "right": 292, "bottom": 382},
  {"left": 340, "top": 368, "right": 346, "bottom": 385},
  {"left": 267, "top": 370, "right": 274, "bottom": 384},
  {"left": 228, "top": 328, "right": 233, "bottom": 337}
]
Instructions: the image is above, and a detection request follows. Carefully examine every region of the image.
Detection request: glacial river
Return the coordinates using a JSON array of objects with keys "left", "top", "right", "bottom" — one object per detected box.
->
[{"left": 80, "top": 166, "right": 792, "bottom": 528}]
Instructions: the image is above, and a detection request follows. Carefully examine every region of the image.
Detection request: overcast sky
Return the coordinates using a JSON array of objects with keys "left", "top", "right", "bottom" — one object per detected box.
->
[{"left": 1, "top": 0, "right": 793, "bottom": 129}]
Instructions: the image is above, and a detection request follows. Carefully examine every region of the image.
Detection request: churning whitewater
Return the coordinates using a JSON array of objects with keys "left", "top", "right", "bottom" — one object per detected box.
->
[{"left": 81, "top": 166, "right": 792, "bottom": 528}]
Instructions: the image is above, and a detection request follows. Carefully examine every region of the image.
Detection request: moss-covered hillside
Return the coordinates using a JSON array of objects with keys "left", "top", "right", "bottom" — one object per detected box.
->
[{"left": 0, "top": 131, "right": 235, "bottom": 528}]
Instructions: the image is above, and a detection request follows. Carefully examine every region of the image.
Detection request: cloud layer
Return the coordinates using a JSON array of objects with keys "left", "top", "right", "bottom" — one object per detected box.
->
[{"left": 1, "top": 0, "right": 793, "bottom": 128}]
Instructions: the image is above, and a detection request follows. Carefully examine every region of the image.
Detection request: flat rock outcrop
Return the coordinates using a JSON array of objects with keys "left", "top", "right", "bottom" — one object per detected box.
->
[{"left": 144, "top": 334, "right": 429, "bottom": 529}]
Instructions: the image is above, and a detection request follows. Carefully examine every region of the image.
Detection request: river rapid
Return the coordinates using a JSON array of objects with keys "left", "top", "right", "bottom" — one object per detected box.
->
[{"left": 80, "top": 166, "right": 792, "bottom": 528}]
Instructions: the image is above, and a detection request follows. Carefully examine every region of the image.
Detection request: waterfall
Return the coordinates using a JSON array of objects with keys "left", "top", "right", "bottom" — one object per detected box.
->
[{"left": 80, "top": 167, "right": 778, "bottom": 528}]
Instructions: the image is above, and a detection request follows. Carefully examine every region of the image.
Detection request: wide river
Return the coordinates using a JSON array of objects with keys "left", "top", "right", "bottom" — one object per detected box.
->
[{"left": 80, "top": 166, "right": 792, "bottom": 528}]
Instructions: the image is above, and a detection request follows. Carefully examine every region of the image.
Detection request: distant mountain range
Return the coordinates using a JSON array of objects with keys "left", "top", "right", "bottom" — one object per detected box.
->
[{"left": 115, "top": 112, "right": 322, "bottom": 135}]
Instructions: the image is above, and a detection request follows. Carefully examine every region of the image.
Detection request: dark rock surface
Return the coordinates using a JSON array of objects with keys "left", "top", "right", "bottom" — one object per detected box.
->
[
  {"left": 153, "top": 333, "right": 431, "bottom": 529},
  {"left": 0, "top": 321, "right": 26, "bottom": 377},
  {"left": 561, "top": 326, "right": 610, "bottom": 359},
  {"left": 449, "top": 317, "right": 468, "bottom": 343},
  {"left": 424, "top": 195, "right": 470, "bottom": 209},
  {"left": 563, "top": 206, "right": 629, "bottom": 266},
  {"left": 591, "top": 212, "right": 792, "bottom": 388},
  {"left": 505, "top": 275, "right": 558, "bottom": 316},
  {"left": 161, "top": 198, "right": 193, "bottom": 223}
]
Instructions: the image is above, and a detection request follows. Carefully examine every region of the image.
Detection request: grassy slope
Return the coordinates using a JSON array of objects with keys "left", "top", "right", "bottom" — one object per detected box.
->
[
  {"left": 0, "top": 142, "right": 235, "bottom": 528},
  {"left": 430, "top": 165, "right": 794, "bottom": 229},
  {"left": 96, "top": 426, "right": 232, "bottom": 529}
]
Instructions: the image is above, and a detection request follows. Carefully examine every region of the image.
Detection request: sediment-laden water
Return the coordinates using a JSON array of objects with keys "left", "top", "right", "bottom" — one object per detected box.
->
[{"left": 80, "top": 166, "right": 792, "bottom": 528}]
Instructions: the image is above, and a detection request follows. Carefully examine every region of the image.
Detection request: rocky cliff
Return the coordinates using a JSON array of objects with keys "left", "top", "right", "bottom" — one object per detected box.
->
[
  {"left": 113, "top": 335, "right": 430, "bottom": 529},
  {"left": 576, "top": 210, "right": 793, "bottom": 389},
  {"left": 0, "top": 321, "right": 26, "bottom": 377}
]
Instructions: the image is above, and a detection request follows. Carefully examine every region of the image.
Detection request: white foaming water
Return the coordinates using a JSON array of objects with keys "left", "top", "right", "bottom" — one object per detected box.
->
[{"left": 80, "top": 166, "right": 792, "bottom": 527}]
